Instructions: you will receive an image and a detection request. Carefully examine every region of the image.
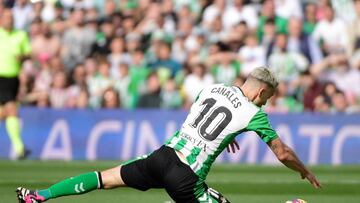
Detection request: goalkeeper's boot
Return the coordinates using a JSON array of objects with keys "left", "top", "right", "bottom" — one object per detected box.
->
[{"left": 16, "top": 187, "right": 45, "bottom": 203}]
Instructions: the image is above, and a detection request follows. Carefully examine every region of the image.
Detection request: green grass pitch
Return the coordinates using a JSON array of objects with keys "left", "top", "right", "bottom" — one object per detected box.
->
[{"left": 1, "top": 160, "right": 359, "bottom": 203}]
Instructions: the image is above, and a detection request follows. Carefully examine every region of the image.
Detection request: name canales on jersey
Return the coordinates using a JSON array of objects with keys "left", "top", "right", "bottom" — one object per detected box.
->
[{"left": 210, "top": 86, "right": 242, "bottom": 108}]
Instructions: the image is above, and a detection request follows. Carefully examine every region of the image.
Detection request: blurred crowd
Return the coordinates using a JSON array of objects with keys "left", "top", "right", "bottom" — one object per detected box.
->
[{"left": 1, "top": 0, "right": 360, "bottom": 113}]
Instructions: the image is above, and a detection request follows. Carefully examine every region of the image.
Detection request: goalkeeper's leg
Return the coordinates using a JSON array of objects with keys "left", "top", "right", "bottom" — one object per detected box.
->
[{"left": 16, "top": 166, "right": 125, "bottom": 202}]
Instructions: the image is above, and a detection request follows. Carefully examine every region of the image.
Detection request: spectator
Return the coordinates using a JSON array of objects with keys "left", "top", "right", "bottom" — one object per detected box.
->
[
  {"left": 102, "top": 0, "right": 117, "bottom": 17},
  {"left": 53, "top": 1, "right": 65, "bottom": 21},
  {"left": 313, "top": 82, "right": 336, "bottom": 113},
  {"left": 87, "top": 60, "right": 113, "bottom": 108},
  {"left": 171, "top": 32, "right": 188, "bottom": 64},
  {"left": 108, "top": 37, "right": 131, "bottom": 76},
  {"left": 92, "top": 18, "right": 115, "bottom": 56},
  {"left": 30, "top": 1, "right": 44, "bottom": 23},
  {"left": 239, "top": 34, "right": 266, "bottom": 76},
  {"left": 28, "top": 17, "right": 43, "bottom": 39},
  {"left": 295, "top": 72, "right": 324, "bottom": 111},
  {"left": 261, "top": 18, "right": 276, "bottom": 51},
  {"left": 274, "top": 0, "right": 302, "bottom": 19},
  {"left": 17, "top": 70, "right": 34, "bottom": 105},
  {"left": 207, "top": 15, "right": 226, "bottom": 43},
  {"left": 51, "top": 17, "right": 67, "bottom": 37},
  {"left": 173, "top": 0, "right": 201, "bottom": 16},
  {"left": 49, "top": 71, "right": 68, "bottom": 108},
  {"left": 76, "top": 88, "right": 90, "bottom": 109},
  {"left": 12, "top": 0, "right": 32, "bottom": 30},
  {"left": 331, "top": 90, "right": 349, "bottom": 113},
  {"left": 160, "top": 0, "right": 177, "bottom": 34},
  {"left": 257, "top": 0, "right": 288, "bottom": 41},
  {"left": 287, "top": 17, "right": 322, "bottom": 64},
  {"left": 311, "top": 54, "right": 360, "bottom": 99},
  {"left": 84, "top": 56, "right": 98, "bottom": 81},
  {"left": 226, "top": 21, "right": 248, "bottom": 52},
  {"left": 207, "top": 52, "right": 241, "bottom": 85},
  {"left": 113, "top": 63, "right": 132, "bottom": 108},
  {"left": 222, "top": 0, "right": 258, "bottom": 30},
  {"left": 202, "top": 0, "right": 226, "bottom": 29},
  {"left": 268, "top": 34, "right": 309, "bottom": 82},
  {"left": 101, "top": 87, "right": 120, "bottom": 109},
  {"left": 183, "top": 63, "right": 214, "bottom": 107},
  {"left": 128, "top": 49, "right": 150, "bottom": 108},
  {"left": 179, "top": 18, "right": 196, "bottom": 51},
  {"left": 61, "top": 9, "right": 96, "bottom": 70},
  {"left": 67, "top": 64, "right": 87, "bottom": 108},
  {"left": 303, "top": 2, "right": 318, "bottom": 34},
  {"left": 177, "top": 4, "right": 194, "bottom": 23},
  {"left": 348, "top": 0, "right": 360, "bottom": 55},
  {"left": 31, "top": 23, "right": 61, "bottom": 62},
  {"left": 186, "top": 28, "right": 209, "bottom": 60},
  {"left": 49, "top": 55, "right": 65, "bottom": 73},
  {"left": 125, "top": 32, "right": 142, "bottom": 53},
  {"left": 313, "top": 94, "right": 331, "bottom": 112},
  {"left": 316, "top": 0, "right": 331, "bottom": 21},
  {"left": 137, "top": 72, "right": 162, "bottom": 108},
  {"left": 33, "top": 62, "right": 51, "bottom": 95},
  {"left": 312, "top": 4, "right": 348, "bottom": 56},
  {"left": 35, "top": 91, "right": 50, "bottom": 108},
  {"left": 121, "top": 14, "right": 136, "bottom": 35},
  {"left": 135, "top": 3, "right": 165, "bottom": 36},
  {"left": 150, "top": 41, "right": 182, "bottom": 82},
  {"left": 161, "top": 78, "right": 183, "bottom": 109}
]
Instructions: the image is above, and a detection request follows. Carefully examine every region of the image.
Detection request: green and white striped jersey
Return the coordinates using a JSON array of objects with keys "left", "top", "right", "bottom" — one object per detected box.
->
[{"left": 165, "top": 84, "right": 278, "bottom": 180}]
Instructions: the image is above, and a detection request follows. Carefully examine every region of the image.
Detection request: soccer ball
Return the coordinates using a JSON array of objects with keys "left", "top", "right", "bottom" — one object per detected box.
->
[{"left": 285, "top": 199, "right": 308, "bottom": 203}]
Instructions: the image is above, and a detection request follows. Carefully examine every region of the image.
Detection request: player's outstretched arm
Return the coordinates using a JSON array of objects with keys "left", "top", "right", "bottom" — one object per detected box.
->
[{"left": 267, "top": 138, "right": 322, "bottom": 189}]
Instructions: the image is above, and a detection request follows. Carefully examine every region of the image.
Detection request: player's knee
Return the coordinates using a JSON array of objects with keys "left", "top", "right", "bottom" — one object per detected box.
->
[
  {"left": 100, "top": 166, "right": 126, "bottom": 189},
  {"left": 0, "top": 107, "right": 4, "bottom": 120},
  {"left": 4, "top": 101, "right": 17, "bottom": 117}
]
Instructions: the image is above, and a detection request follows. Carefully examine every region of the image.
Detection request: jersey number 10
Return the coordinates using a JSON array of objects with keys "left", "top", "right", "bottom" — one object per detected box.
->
[{"left": 191, "top": 98, "right": 232, "bottom": 141}]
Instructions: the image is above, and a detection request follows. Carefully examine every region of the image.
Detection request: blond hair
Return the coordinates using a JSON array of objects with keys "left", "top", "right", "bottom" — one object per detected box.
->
[{"left": 248, "top": 67, "right": 278, "bottom": 89}]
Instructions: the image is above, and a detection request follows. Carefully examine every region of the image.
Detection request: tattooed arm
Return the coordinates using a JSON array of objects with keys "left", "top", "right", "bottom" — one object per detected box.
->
[{"left": 267, "top": 138, "right": 322, "bottom": 188}]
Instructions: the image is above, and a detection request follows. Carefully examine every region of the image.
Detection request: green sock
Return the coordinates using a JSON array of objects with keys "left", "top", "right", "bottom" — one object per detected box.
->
[
  {"left": 38, "top": 172, "right": 102, "bottom": 200},
  {"left": 5, "top": 116, "right": 24, "bottom": 156}
]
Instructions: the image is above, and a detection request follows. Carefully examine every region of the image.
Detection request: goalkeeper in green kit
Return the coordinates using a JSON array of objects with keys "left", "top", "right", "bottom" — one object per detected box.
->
[{"left": 17, "top": 67, "right": 321, "bottom": 203}]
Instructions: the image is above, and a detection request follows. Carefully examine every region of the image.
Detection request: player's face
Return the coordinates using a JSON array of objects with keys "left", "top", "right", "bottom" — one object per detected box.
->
[{"left": 253, "top": 87, "right": 275, "bottom": 107}]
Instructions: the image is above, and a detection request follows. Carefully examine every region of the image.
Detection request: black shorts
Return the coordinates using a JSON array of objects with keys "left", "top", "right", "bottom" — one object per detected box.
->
[
  {"left": 120, "top": 146, "right": 229, "bottom": 203},
  {"left": 0, "top": 77, "right": 19, "bottom": 105}
]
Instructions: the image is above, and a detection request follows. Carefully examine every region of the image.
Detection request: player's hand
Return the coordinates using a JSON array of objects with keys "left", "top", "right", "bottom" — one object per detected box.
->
[
  {"left": 301, "top": 172, "right": 321, "bottom": 189},
  {"left": 226, "top": 139, "right": 240, "bottom": 153}
]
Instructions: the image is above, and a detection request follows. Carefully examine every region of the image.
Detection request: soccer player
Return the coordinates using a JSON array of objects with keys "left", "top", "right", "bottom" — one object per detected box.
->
[
  {"left": 17, "top": 67, "right": 321, "bottom": 203},
  {"left": 0, "top": 9, "right": 31, "bottom": 160}
]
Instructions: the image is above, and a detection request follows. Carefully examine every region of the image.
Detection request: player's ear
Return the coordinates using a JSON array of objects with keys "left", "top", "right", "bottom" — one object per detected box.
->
[{"left": 258, "top": 88, "right": 266, "bottom": 99}]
